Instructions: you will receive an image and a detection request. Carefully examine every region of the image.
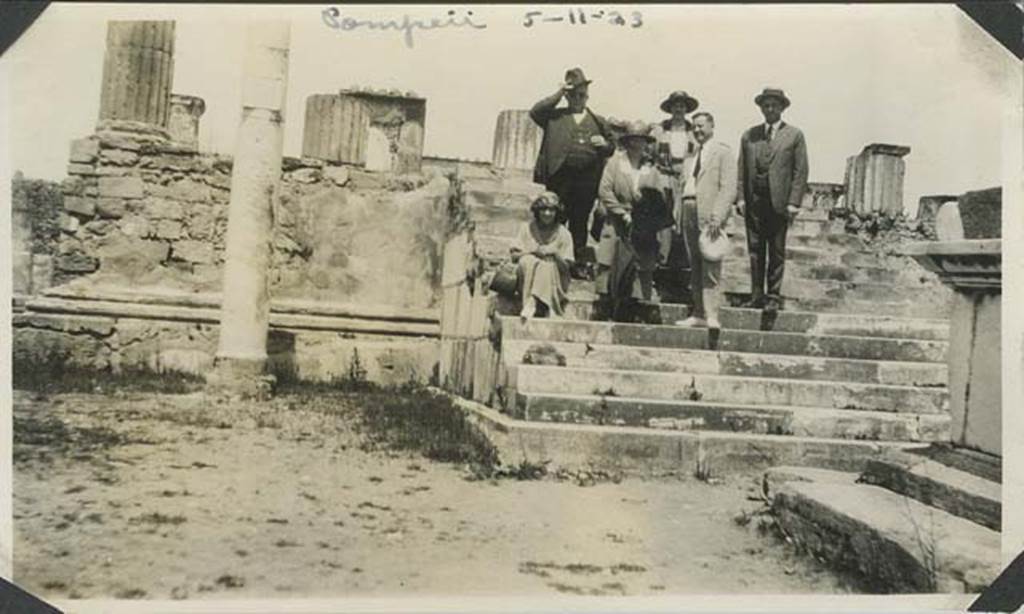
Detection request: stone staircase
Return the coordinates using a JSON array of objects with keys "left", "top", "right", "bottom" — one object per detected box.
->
[
  {"left": 446, "top": 166, "right": 956, "bottom": 475},
  {"left": 764, "top": 445, "right": 1001, "bottom": 592}
]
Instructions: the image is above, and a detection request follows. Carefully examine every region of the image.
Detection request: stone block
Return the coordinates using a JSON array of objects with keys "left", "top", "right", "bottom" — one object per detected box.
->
[
  {"left": 58, "top": 213, "right": 81, "bottom": 233},
  {"left": 55, "top": 250, "right": 99, "bottom": 273},
  {"left": 119, "top": 214, "right": 151, "bottom": 238},
  {"left": 324, "top": 165, "right": 350, "bottom": 186},
  {"left": 67, "top": 163, "right": 97, "bottom": 176},
  {"left": 95, "top": 166, "right": 130, "bottom": 177},
  {"left": 287, "top": 168, "right": 321, "bottom": 183},
  {"left": 172, "top": 240, "right": 215, "bottom": 264},
  {"left": 155, "top": 220, "right": 184, "bottom": 240},
  {"left": 201, "top": 173, "right": 231, "bottom": 190},
  {"left": 70, "top": 138, "right": 100, "bottom": 163},
  {"left": 97, "top": 235, "right": 171, "bottom": 279},
  {"left": 98, "top": 176, "right": 145, "bottom": 199},
  {"left": 61, "top": 176, "right": 85, "bottom": 196},
  {"left": 64, "top": 196, "right": 96, "bottom": 217},
  {"left": 100, "top": 149, "right": 140, "bottom": 166},
  {"left": 12, "top": 251, "right": 32, "bottom": 294},
  {"left": 146, "top": 197, "right": 184, "bottom": 220},
  {"left": 82, "top": 220, "right": 112, "bottom": 236},
  {"left": 96, "top": 198, "right": 127, "bottom": 219},
  {"left": 958, "top": 187, "right": 1001, "bottom": 239},
  {"left": 31, "top": 255, "right": 53, "bottom": 292}
]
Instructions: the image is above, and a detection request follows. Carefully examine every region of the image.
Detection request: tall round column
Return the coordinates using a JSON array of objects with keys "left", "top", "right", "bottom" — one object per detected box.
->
[
  {"left": 97, "top": 21, "right": 175, "bottom": 136},
  {"left": 211, "top": 21, "right": 291, "bottom": 398},
  {"left": 492, "top": 109, "right": 541, "bottom": 171}
]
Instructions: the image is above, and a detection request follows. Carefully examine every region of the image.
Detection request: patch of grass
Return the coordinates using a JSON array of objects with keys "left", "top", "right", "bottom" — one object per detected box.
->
[
  {"left": 13, "top": 414, "right": 131, "bottom": 463},
  {"left": 13, "top": 359, "right": 204, "bottom": 396},
  {"left": 129, "top": 512, "right": 187, "bottom": 526}
]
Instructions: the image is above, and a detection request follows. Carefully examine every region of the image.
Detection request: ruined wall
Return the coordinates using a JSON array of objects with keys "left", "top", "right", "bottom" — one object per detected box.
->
[
  {"left": 11, "top": 173, "right": 61, "bottom": 295},
  {"left": 52, "top": 134, "right": 448, "bottom": 310}
]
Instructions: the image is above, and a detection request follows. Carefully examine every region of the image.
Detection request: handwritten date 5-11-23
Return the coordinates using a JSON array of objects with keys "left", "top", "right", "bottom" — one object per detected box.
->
[{"left": 522, "top": 8, "right": 643, "bottom": 28}]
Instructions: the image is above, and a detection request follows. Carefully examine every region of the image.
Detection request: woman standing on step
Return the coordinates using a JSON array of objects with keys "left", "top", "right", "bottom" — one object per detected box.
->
[
  {"left": 511, "top": 192, "right": 575, "bottom": 320},
  {"left": 595, "top": 121, "right": 671, "bottom": 319}
]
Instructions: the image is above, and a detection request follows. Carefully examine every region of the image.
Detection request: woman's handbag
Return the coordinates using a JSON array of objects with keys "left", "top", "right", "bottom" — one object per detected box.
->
[{"left": 489, "top": 261, "right": 519, "bottom": 297}]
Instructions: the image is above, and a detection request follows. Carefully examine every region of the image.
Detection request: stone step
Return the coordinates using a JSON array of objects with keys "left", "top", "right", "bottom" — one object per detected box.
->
[
  {"left": 503, "top": 339, "right": 948, "bottom": 387},
  {"left": 509, "top": 365, "right": 949, "bottom": 414},
  {"left": 499, "top": 317, "right": 948, "bottom": 363},
  {"left": 770, "top": 480, "right": 1001, "bottom": 592},
  {"left": 718, "top": 275, "right": 950, "bottom": 307},
  {"left": 725, "top": 232, "right": 866, "bottom": 251},
  {"left": 451, "top": 392, "right": 934, "bottom": 477},
  {"left": 564, "top": 302, "right": 949, "bottom": 341},
  {"left": 859, "top": 450, "right": 1001, "bottom": 531},
  {"left": 512, "top": 392, "right": 950, "bottom": 442}
]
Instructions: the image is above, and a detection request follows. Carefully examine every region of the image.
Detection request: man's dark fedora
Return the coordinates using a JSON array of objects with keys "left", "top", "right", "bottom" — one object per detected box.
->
[
  {"left": 563, "top": 67, "right": 592, "bottom": 91},
  {"left": 754, "top": 87, "right": 791, "bottom": 109},
  {"left": 659, "top": 90, "right": 699, "bottom": 114}
]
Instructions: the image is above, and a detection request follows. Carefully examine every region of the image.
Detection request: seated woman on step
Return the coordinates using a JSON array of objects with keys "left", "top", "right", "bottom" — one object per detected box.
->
[{"left": 511, "top": 192, "right": 575, "bottom": 321}]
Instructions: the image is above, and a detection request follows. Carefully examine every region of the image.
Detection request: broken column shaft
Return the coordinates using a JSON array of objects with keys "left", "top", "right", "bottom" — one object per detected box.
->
[
  {"left": 97, "top": 21, "right": 176, "bottom": 136},
  {"left": 211, "top": 21, "right": 291, "bottom": 397},
  {"left": 492, "top": 109, "right": 541, "bottom": 171}
]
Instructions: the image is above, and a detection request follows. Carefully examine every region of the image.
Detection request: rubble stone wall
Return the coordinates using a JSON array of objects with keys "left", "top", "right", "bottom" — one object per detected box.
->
[{"left": 52, "top": 133, "right": 449, "bottom": 309}]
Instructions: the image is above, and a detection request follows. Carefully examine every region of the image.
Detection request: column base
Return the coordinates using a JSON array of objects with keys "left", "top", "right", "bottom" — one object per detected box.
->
[{"left": 205, "top": 356, "right": 276, "bottom": 401}]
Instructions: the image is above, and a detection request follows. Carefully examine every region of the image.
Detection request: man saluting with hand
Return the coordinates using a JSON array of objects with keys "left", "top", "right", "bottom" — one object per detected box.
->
[
  {"left": 530, "top": 67, "right": 616, "bottom": 279},
  {"left": 735, "top": 87, "right": 809, "bottom": 313}
]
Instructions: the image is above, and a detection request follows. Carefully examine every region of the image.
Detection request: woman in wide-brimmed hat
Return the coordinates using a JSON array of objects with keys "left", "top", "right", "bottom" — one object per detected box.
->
[
  {"left": 593, "top": 121, "right": 671, "bottom": 318},
  {"left": 651, "top": 90, "right": 700, "bottom": 263},
  {"left": 510, "top": 191, "right": 575, "bottom": 320}
]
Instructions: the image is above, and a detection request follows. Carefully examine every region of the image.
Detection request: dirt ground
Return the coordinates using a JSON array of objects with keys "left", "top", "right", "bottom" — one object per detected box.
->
[{"left": 12, "top": 386, "right": 857, "bottom": 600}]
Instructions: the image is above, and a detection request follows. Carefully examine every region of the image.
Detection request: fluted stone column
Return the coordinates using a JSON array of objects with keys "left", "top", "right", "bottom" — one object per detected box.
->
[
  {"left": 97, "top": 21, "right": 175, "bottom": 137},
  {"left": 301, "top": 94, "right": 370, "bottom": 165},
  {"left": 167, "top": 94, "right": 206, "bottom": 150},
  {"left": 844, "top": 143, "right": 911, "bottom": 216},
  {"left": 492, "top": 110, "right": 541, "bottom": 171},
  {"left": 209, "top": 21, "right": 291, "bottom": 398}
]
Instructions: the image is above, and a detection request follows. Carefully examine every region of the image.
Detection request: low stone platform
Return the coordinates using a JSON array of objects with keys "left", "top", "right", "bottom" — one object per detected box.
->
[{"left": 13, "top": 286, "right": 440, "bottom": 385}]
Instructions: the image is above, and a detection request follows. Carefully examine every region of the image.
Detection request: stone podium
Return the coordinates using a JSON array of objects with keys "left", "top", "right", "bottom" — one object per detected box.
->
[{"left": 905, "top": 239, "right": 1002, "bottom": 456}]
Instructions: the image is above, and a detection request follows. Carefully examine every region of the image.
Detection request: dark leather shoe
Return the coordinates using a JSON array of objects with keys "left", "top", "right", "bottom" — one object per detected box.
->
[
  {"left": 739, "top": 296, "right": 766, "bottom": 309},
  {"left": 764, "top": 297, "right": 783, "bottom": 313}
]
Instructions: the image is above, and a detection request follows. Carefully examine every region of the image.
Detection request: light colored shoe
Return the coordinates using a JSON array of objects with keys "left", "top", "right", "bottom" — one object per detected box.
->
[
  {"left": 675, "top": 317, "right": 708, "bottom": 328},
  {"left": 707, "top": 317, "right": 722, "bottom": 330},
  {"left": 520, "top": 297, "right": 536, "bottom": 321}
]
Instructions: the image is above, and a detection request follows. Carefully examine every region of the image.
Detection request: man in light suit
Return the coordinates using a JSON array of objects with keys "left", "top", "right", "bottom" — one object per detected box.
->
[
  {"left": 735, "top": 88, "right": 809, "bottom": 312},
  {"left": 530, "top": 68, "right": 616, "bottom": 278},
  {"left": 675, "top": 112, "right": 737, "bottom": 329}
]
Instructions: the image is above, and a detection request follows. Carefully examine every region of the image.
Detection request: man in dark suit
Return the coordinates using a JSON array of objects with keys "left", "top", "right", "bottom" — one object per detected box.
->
[
  {"left": 735, "top": 87, "right": 809, "bottom": 312},
  {"left": 530, "top": 68, "right": 615, "bottom": 278}
]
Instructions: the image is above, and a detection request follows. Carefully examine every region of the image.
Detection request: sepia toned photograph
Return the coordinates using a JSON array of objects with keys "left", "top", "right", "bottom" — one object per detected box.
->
[{"left": 2, "top": 2, "right": 1020, "bottom": 610}]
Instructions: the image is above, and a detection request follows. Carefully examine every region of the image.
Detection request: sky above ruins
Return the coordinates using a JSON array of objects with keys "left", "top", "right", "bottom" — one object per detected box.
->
[{"left": 2, "top": 3, "right": 1020, "bottom": 214}]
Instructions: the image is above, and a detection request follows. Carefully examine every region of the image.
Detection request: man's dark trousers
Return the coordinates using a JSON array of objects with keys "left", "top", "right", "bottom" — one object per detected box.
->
[
  {"left": 744, "top": 188, "right": 788, "bottom": 305},
  {"left": 547, "top": 165, "right": 602, "bottom": 262}
]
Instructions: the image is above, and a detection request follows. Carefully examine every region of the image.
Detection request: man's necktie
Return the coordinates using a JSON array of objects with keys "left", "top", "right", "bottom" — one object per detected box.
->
[
  {"left": 766, "top": 125, "right": 774, "bottom": 141},
  {"left": 693, "top": 147, "right": 702, "bottom": 178}
]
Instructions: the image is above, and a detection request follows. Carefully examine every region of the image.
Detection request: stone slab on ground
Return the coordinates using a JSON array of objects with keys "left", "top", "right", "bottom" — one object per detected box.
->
[
  {"left": 771, "top": 480, "right": 1001, "bottom": 593},
  {"left": 502, "top": 339, "right": 948, "bottom": 387},
  {"left": 500, "top": 317, "right": 948, "bottom": 364},
  {"left": 763, "top": 465, "right": 860, "bottom": 498},
  {"left": 451, "top": 392, "right": 927, "bottom": 477},
  {"left": 859, "top": 452, "right": 1001, "bottom": 531},
  {"left": 512, "top": 392, "right": 950, "bottom": 442}
]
